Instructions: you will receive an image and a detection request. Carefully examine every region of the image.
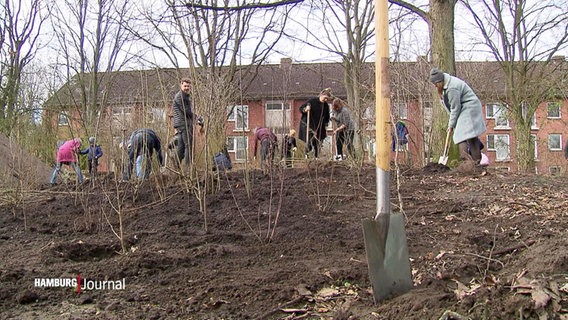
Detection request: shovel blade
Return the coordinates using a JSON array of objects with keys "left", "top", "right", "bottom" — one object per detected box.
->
[
  {"left": 362, "top": 213, "right": 413, "bottom": 303},
  {"left": 438, "top": 156, "right": 448, "bottom": 165}
]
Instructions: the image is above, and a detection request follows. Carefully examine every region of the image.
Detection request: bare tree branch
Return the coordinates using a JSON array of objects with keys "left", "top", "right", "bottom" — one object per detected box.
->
[
  {"left": 388, "top": 0, "right": 428, "bottom": 22},
  {"left": 181, "top": 0, "right": 304, "bottom": 11}
]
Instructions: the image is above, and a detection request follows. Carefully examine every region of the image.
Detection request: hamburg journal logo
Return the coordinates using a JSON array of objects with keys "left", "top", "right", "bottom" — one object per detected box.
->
[{"left": 34, "top": 274, "right": 125, "bottom": 294}]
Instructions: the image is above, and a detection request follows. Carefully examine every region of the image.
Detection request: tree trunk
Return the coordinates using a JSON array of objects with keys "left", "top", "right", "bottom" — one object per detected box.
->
[{"left": 429, "top": 0, "right": 456, "bottom": 74}]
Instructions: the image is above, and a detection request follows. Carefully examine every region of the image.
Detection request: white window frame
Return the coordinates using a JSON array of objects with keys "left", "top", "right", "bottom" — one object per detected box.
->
[
  {"left": 148, "top": 107, "right": 165, "bottom": 124},
  {"left": 265, "top": 101, "right": 290, "bottom": 111},
  {"left": 227, "top": 105, "right": 249, "bottom": 131},
  {"left": 547, "top": 102, "right": 561, "bottom": 119},
  {"left": 486, "top": 103, "right": 509, "bottom": 129},
  {"left": 58, "top": 112, "right": 70, "bottom": 126},
  {"left": 530, "top": 134, "right": 538, "bottom": 160},
  {"left": 486, "top": 103, "right": 497, "bottom": 119},
  {"left": 227, "top": 136, "right": 248, "bottom": 161},
  {"left": 487, "top": 134, "right": 510, "bottom": 161},
  {"left": 265, "top": 101, "right": 291, "bottom": 134},
  {"left": 521, "top": 103, "right": 538, "bottom": 129},
  {"left": 393, "top": 102, "right": 408, "bottom": 120},
  {"left": 112, "top": 106, "right": 132, "bottom": 117},
  {"left": 548, "top": 133, "right": 562, "bottom": 151}
]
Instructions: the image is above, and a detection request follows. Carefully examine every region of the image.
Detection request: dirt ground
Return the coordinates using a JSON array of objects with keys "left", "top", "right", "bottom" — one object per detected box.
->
[{"left": 1, "top": 161, "right": 567, "bottom": 320}]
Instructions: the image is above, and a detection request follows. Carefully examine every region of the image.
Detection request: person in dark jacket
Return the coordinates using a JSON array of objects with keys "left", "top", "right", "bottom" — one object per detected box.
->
[
  {"left": 79, "top": 136, "right": 103, "bottom": 177},
  {"left": 123, "top": 129, "right": 163, "bottom": 181},
  {"left": 281, "top": 129, "right": 297, "bottom": 168},
  {"left": 212, "top": 146, "right": 232, "bottom": 172},
  {"left": 253, "top": 127, "right": 278, "bottom": 170},
  {"left": 171, "top": 78, "right": 203, "bottom": 168},
  {"left": 391, "top": 120, "right": 409, "bottom": 151},
  {"left": 298, "top": 88, "right": 332, "bottom": 159}
]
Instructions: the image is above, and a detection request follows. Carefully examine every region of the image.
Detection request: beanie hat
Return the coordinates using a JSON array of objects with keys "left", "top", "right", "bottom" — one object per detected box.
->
[
  {"left": 429, "top": 68, "right": 445, "bottom": 84},
  {"left": 89, "top": 137, "right": 95, "bottom": 144}
]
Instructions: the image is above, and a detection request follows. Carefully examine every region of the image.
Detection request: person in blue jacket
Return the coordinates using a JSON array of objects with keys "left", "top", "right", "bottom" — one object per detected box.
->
[{"left": 79, "top": 137, "right": 103, "bottom": 177}]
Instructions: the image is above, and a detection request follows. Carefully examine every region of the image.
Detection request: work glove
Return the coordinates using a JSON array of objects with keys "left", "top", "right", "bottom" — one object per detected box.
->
[
  {"left": 197, "top": 115, "right": 204, "bottom": 126},
  {"left": 292, "top": 147, "right": 297, "bottom": 152}
]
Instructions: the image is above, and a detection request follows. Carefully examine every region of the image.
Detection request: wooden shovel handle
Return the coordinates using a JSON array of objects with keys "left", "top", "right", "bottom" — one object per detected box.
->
[{"left": 442, "top": 129, "right": 452, "bottom": 156}]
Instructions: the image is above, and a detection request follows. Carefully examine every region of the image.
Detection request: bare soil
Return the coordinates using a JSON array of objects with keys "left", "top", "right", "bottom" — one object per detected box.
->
[{"left": 1, "top": 162, "right": 567, "bottom": 320}]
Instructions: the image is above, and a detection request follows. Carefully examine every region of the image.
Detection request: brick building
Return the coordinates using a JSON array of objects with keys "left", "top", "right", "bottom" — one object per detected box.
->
[{"left": 45, "top": 57, "right": 568, "bottom": 174}]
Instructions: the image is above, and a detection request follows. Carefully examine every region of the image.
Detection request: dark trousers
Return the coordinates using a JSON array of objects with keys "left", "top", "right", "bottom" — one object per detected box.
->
[
  {"left": 306, "top": 134, "right": 321, "bottom": 158},
  {"left": 175, "top": 127, "right": 193, "bottom": 167},
  {"left": 124, "top": 149, "right": 152, "bottom": 180},
  {"left": 458, "top": 137, "right": 481, "bottom": 163},
  {"left": 336, "top": 130, "right": 354, "bottom": 156},
  {"left": 260, "top": 139, "right": 275, "bottom": 168},
  {"left": 87, "top": 159, "right": 98, "bottom": 176}
]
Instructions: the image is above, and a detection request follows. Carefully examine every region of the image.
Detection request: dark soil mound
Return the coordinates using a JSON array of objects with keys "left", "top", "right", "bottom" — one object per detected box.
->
[{"left": 1, "top": 163, "right": 567, "bottom": 319}]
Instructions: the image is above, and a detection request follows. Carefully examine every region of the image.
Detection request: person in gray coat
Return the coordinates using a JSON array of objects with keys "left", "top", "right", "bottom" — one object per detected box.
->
[{"left": 430, "top": 68, "right": 486, "bottom": 164}]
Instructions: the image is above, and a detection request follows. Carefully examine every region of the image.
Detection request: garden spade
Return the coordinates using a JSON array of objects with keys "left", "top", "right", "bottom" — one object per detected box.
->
[
  {"left": 438, "top": 129, "right": 452, "bottom": 165},
  {"left": 362, "top": 0, "right": 413, "bottom": 303}
]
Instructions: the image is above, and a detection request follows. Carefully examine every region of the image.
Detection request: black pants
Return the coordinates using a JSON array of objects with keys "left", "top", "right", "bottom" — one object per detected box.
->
[
  {"left": 458, "top": 137, "right": 481, "bottom": 163},
  {"left": 336, "top": 130, "right": 354, "bottom": 157},
  {"left": 260, "top": 139, "right": 275, "bottom": 168},
  {"left": 175, "top": 127, "right": 193, "bottom": 167},
  {"left": 87, "top": 159, "right": 98, "bottom": 176},
  {"left": 306, "top": 135, "right": 321, "bottom": 158}
]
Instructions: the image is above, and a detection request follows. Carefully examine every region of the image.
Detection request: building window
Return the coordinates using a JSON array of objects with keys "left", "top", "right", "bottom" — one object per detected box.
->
[
  {"left": 548, "top": 134, "right": 562, "bottom": 150},
  {"left": 227, "top": 136, "right": 248, "bottom": 161},
  {"left": 112, "top": 106, "right": 132, "bottom": 117},
  {"left": 58, "top": 112, "right": 69, "bottom": 126},
  {"left": 487, "top": 103, "right": 509, "bottom": 129},
  {"left": 227, "top": 105, "right": 249, "bottom": 131},
  {"left": 112, "top": 106, "right": 133, "bottom": 128},
  {"left": 487, "top": 134, "right": 510, "bottom": 161},
  {"left": 549, "top": 166, "right": 562, "bottom": 175},
  {"left": 265, "top": 101, "right": 291, "bottom": 135},
  {"left": 521, "top": 102, "right": 538, "bottom": 129},
  {"left": 547, "top": 102, "right": 561, "bottom": 118},
  {"left": 148, "top": 107, "right": 165, "bottom": 124},
  {"left": 530, "top": 134, "right": 538, "bottom": 160},
  {"left": 393, "top": 102, "right": 408, "bottom": 119}
]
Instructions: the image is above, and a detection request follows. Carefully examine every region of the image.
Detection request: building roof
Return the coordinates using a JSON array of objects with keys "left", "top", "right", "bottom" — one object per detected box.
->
[{"left": 45, "top": 57, "right": 567, "bottom": 108}]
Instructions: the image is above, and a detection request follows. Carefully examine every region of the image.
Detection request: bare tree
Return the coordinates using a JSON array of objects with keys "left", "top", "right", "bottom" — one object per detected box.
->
[
  {"left": 389, "top": 0, "right": 461, "bottom": 163},
  {"left": 282, "top": 0, "right": 375, "bottom": 158},
  {"left": 462, "top": 0, "right": 568, "bottom": 173},
  {"left": 0, "top": 0, "right": 47, "bottom": 136},
  {"left": 390, "top": 0, "right": 456, "bottom": 74},
  {"left": 46, "top": 0, "right": 136, "bottom": 139},
  {"left": 124, "top": 0, "right": 300, "bottom": 229}
]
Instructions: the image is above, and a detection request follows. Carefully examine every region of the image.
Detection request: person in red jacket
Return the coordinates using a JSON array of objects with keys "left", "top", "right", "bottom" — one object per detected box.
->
[
  {"left": 50, "top": 138, "right": 84, "bottom": 185},
  {"left": 253, "top": 127, "right": 278, "bottom": 170}
]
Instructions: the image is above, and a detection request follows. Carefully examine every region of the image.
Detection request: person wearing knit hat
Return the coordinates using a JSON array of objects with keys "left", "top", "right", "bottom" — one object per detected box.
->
[
  {"left": 429, "top": 67, "right": 487, "bottom": 170},
  {"left": 429, "top": 68, "right": 445, "bottom": 84},
  {"left": 79, "top": 136, "right": 103, "bottom": 178}
]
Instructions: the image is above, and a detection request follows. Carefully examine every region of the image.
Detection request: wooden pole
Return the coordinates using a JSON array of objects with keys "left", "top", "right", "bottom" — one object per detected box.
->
[{"left": 375, "top": 0, "right": 391, "bottom": 219}]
